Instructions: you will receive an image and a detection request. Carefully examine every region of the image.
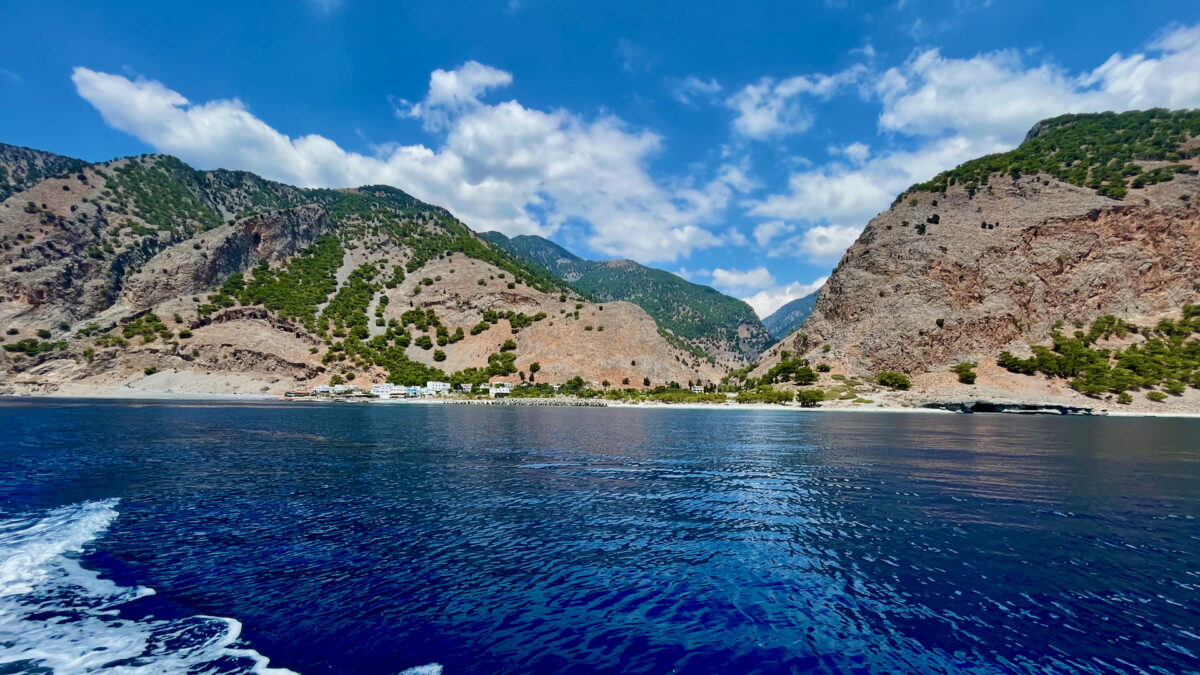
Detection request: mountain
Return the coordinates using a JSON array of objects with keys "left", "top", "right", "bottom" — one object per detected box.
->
[
  {"left": 0, "top": 149, "right": 722, "bottom": 397},
  {"left": 0, "top": 144, "right": 88, "bottom": 202},
  {"left": 754, "top": 109, "right": 1200, "bottom": 412},
  {"left": 480, "top": 232, "right": 772, "bottom": 365},
  {"left": 762, "top": 292, "right": 817, "bottom": 340}
]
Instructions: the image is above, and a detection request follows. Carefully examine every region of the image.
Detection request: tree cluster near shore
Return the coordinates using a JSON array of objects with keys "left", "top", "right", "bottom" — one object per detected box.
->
[{"left": 998, "top": 305, "right": 1200, "bottom": 403}]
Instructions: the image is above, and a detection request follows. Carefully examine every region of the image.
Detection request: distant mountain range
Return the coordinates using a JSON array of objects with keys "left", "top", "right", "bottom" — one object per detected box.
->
[
  {"left": 762, "top": 292, "right": 817, "bottom": 340},
  {"left": 480, "top": 232, "right": 772, "bottom": 364}
]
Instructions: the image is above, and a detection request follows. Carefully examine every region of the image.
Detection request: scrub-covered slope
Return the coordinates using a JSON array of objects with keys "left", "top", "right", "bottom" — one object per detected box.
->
[
  {"left": 481, "top": 231, "right": 772, "bottom": 366},
  {"left": 0, "top": 152, "right": 720, "bottom": 396},
  {"left": 755, "top": 110, "right": 1200, "bottom": 412}
]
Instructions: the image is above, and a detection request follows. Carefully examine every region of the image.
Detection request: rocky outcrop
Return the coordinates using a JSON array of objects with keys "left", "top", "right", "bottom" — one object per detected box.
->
[
  {"left": 121, "top": 205, "right": 332, "bottom": 309},
  {"left": 756, "top": 166, "right": 1200, "bottom": 376}
]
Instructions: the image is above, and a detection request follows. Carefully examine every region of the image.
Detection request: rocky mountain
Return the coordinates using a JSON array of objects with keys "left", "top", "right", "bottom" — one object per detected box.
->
[
  {"left": 0, "top": 144, "right": 88, "bottom": 202},
  {"left": 762, "top": 292, "right": 817, "bottom": 340},
  {"left": 754, "top": 109, "right": 1200, "bottom": 411},
  {"left": 480, "top": 231, "right": 772, "bottom": 365},
  {"left": 0, "top": 151, "right": 722, "bottom": 397}
]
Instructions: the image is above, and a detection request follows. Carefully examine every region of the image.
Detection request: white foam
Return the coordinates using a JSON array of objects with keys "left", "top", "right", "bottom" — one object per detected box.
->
[
  {"left": 399, "top": 665, "right": 444, "bottom": 675},
  {"left": 0, "top": 499, "right": 296, "bottom": 674}
]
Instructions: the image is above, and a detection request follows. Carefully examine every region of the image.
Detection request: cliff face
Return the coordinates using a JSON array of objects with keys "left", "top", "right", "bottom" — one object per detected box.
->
[
  {"left": 756, "top": 166, "right": 1200, "bottom": 376},
  {"left": 0, "top": 151, "right": 720, "bottom": 397}
]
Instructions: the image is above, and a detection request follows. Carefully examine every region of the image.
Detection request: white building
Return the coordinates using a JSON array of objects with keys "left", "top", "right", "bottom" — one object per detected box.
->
[
  {"left": 314, "top": 385, "right": 333, "bottom": 394},
  {"left": 459, "top": 383, "right": 473, "bottom": 393},
  {"left": 404, "top": 386, "right": 422, "bottom": 397},
  {"left": 332, "top": 384, "right": 359, "bottom": 394},
  {"left": 425, "top": 381, "right": 452, "bottom": 395},
  {"left": 371, "top": 383, "right": 396, "bottom": 399},
  {"left": 690, "top": 385, "right": 705, "bottom": 393},
  {"left": 489, "top": 382, "right": 512, "bottom": 398}
]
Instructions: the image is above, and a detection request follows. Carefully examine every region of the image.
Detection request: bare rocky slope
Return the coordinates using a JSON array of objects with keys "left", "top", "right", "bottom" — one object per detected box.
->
[
  {"left": 754, "top": 110, "right": 1200, "bottom": 413},
  {"left": 0, "top": 151, "right": 720, "bottom": 397}
]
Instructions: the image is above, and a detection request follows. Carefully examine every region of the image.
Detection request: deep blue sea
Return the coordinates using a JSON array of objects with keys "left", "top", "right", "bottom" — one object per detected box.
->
[{"left": 1, "top": 399, "right": 1198, "bottom": 674}]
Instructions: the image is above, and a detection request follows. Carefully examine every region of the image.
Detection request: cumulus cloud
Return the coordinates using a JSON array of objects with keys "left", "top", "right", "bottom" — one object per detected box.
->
[
  {"left": 710, "top": 266, "right": 775, "bottom": 290},
  {"left": 750, "top": 134, "right": 999, "bottom": 225},
  {"left": 72, "top": 64, "right": 740, "bottom": 262},
  {"left": 749, "top": 22, "right": 1200, "bottom": 263},
  {"left": 396, "top": 61, "right": 513, "bottom": 130},
  {"left": 740, "top": 276, "right": 828, "bottom": 319},
  {"left": 879, "top": 23, "right": 1200, "bottom": 141},
  {"left": 725, "top": 65, "right": 866, "bottom": 139}
]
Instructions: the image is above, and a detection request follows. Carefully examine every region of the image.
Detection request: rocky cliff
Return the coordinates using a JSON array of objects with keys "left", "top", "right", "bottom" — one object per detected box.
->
[{"left": 755, "top": 111, "right": 1200, "bottom": 411}]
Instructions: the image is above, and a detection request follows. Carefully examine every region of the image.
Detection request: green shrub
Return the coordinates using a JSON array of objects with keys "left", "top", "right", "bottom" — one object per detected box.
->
[
  {"left": 876, "top": 372, "right": 912, "bottom": 390},
  {"left": 796, "top": 389, "right": 824, "bottom": 407},
  {"left": 952, "top": 362, "right": 977, "bottom": 385},
  {"left": 1146, "top": 391, "right": 1168, "bottom": 402}
]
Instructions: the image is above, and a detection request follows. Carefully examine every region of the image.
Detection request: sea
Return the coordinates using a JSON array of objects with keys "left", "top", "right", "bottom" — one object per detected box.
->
[{"left": 1, "top": 399, "right": 1197, "bottom": 674}]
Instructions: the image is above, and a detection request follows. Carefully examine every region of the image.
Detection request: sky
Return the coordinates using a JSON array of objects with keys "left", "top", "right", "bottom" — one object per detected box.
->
[{"left": 2, "top": 1, "right": 1199, "bottom": 318}]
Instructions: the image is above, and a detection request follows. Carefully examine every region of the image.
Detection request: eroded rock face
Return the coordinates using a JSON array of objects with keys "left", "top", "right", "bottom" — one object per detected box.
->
[
  {"left": 121, "top": 205, "right": 332, "bottom": 309},
  {"left": 756, "top": 167, "right": 1200, "bottom": 377}
]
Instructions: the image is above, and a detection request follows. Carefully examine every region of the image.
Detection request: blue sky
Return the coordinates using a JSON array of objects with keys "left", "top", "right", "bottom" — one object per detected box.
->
[{"left": 2, "top": 1, "right": 1199, "bottom": 317}]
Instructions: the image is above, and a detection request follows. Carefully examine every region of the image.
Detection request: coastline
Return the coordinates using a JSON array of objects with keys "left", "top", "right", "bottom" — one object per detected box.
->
[{"left": 4, "top": 388, "right": 1200, "bottom": 418}]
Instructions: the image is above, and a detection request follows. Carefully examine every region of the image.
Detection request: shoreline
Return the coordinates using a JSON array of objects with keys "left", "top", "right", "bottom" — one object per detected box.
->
[{"left": 4, "top": 390, "right": 1200, "bottom": 418}]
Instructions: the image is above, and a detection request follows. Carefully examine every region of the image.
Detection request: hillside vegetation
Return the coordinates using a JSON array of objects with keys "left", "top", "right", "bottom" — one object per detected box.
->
[
  {"left": 998, "top": 307, "right": 1200, "bottom": 403},
  {"left": 901, "top": 109, "right": 1200, "bottom": 201},
  {"left": 762, "top": 292, "right": 817, "bottom": 340},
  {"left": 481, "top": 232, "right": 771, "bottom": 363},
  {"left": 0, "top": 144, "right": 88, "bottom": 202}
]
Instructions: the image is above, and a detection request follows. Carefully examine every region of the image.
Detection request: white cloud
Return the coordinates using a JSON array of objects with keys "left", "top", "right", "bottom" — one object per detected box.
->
[
  {"left": 879, "top": 24, "right": 1200, "bottom": 141},
  {"left": 835, "top": 141, "right": 870, "bottom": 164},
  {"left": 720, "top": 228, "right": 749, "bottom": 247},
  {"left": 711, "top": 266, "right": 775, "bottom": 290},
  {"left": 725, "top": 65, "right": 866, "bottom": 139},
  {"left": 72, "top": 64, "right": 738, "bottom": 263},
  {"left": 749, "top": 22, "right": 1200, "bottom": 264},
  {"left": 795, "top": 224, "right": 862, "bottom": 261},
  {"left": 396, "top": 60, "right": 513, "bottom": 131},
  {"left": 751, "top": 134, "right": 999, "bottom": 225},
  {"left": 0, "top": 67, "right": 20, "bottom": 84},
  {"left": 752, "top": 220, "right": 795, "bottom": 248},
  {"left": 670, "top": 76, "right": 722, "bottom": 105},
  {"left": 741, "top": 276, "right": 828, "bottom": 319}
]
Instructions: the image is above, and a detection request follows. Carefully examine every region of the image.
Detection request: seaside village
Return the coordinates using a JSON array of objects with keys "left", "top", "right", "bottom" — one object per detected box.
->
[
  {"left": 286, "top": 380, "right": 514, "bottom": 401},
  {"left": 283, "top": 379, "right": 714, "bottom": 403}
]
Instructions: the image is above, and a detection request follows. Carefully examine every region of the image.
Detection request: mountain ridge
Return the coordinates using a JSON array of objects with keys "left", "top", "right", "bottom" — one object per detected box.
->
[
  {"left": 762, "top": 292, "right": 817, "bottom": 340},
  {"left": 480, "top": 231, "right": 772, "bottom": 365},
  {"left": 0, "top": 148, "right": 722, "bottom": 397}
]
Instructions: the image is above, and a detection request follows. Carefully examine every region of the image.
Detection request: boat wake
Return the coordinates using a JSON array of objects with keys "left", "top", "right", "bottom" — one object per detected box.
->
[{"left": 0, "top": 498, "right": 298, "bottom": 674}]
